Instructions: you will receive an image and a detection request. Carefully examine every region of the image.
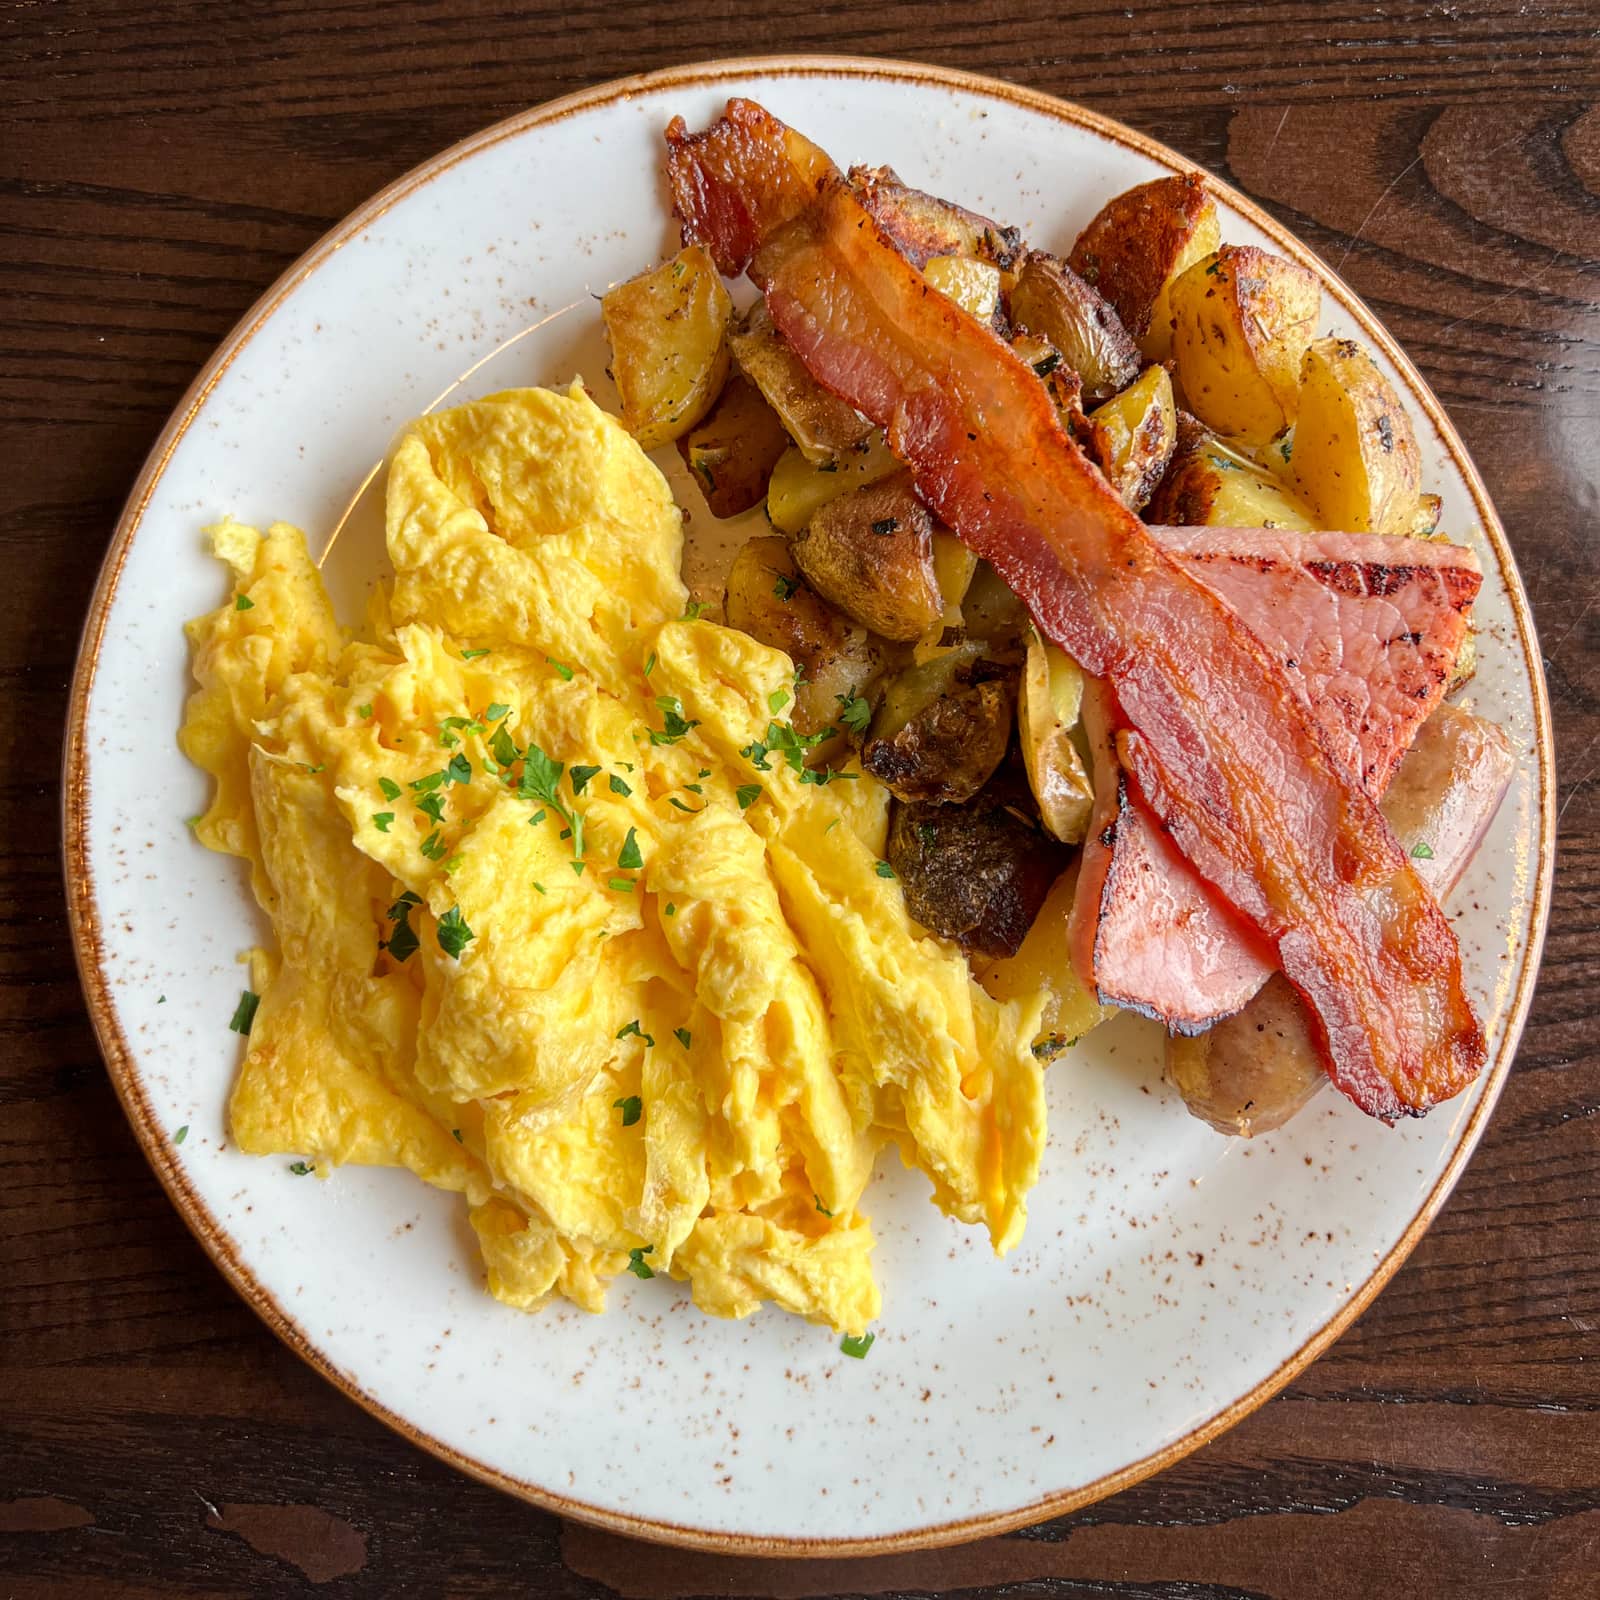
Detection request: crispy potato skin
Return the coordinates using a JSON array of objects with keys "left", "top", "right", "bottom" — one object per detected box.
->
[
  {"left": 676, "top": 374, "right": 791, "bottom": 517},
  {"left": 848, "top": 165, "right": 1024, "bottom": 270},
  {"left": 864, "top": 677, "right": 1013, "bottom": 805},
  {"left": 1145, "top": 412, "right": 1317, "bottom": 530},
  {"left": 1068, "top": 173, "right": 1219, "bottom": 361},
  {"left": 1291, "top": 336, "right": 1423, "bottom": 536},
  {"left": 723, "top": 536, "right": 885, "bottom": 740},
  {"left": 1007, "top": 252, "right": 1141, "bottom": 405},
  {"left": 1088, "top": 364, "right": 1177, "bottom": 510},
  {"left": 601, "top": 244, "right": 732, "bottom": 449},
  {"left": 730, "top": 300, "right": 873, "bottom": 464},
  {"left": 887, "top": 770, "right": 1068, "bottom": 958},
  {"left": 1170, "top": 244, "right": 1320, "bottom": 445},
  {"left": 791, "top": 470, "right": 944, "bottom": 642}
]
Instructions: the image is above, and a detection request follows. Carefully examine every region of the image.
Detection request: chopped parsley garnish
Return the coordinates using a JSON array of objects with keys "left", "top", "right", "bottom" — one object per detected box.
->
[
  {"left": 608, "top": 773, "right": 632, "bottom": 797},
  {"left": 823, "top": 817, "right": 841, "bottom": 834},
  {"left": 382, "top": 893, "right": 422, "bottom": 962},
  {"left": 174, "top": 1125, "right": 189, "bottom": 1145},
  {"left": 682, "top": 599, "right": 708, "bottom": 620},
  {"left": 415, "top": 792, "right": 446, "bottom": 824},
  {"left": 235, "top": 594, "right": 254, "bottom": 611},
  {"left": 436, "top": 905, "right": 474, "bottom": 960},
  {"left": 379, "top": 777, "right": 402, "bottom": 801},
  {"left": 443, "top": 753, "right": 472, "bottom": 786},
  {"left": 616, "top": 1021, "right": 655, "bottom": 1048},
  {"left": 459, "top": 647, "right": 491, "bottom": 660},
  {"left": 420, "top": 829, "right": 448, "bottom": 861},
  {"left": 571, "top": 861, "right": 586, "bottom": 875},
  {"left": 650, "top": 696, "right": 700, "bottom": 746},
  {"left": 1279, "top": 435, "right": 1294, "bottom": 463},
  {"left": 357, "top": 703, "right": 373, "bottom": 719},
  {"left": 528, "top": 808, "right": 546, "bottom": 825},
  {"left": 490, "top": 722, "right": 519, "bottom": 768},
  {"left": 438, "top": 715, "right": 479, "bottom": 748},
  {"left": 772, "top": 574, "right": 799, "bottom": 601},
  {"left": 1032, "top": 1034, "right": 1071, "bottom": 1061},
  {"left": 1411, "top": 840, "right": 1435, "bottom": 860},
  {"left": 1208, "top": 454, "right": 1241, "bottom": 473},
  {"left": 485, "top": 702, "right": 510, "bottom": 722},
  {"left": 875, "top": 860, "right": 896, "bottom": 879},
  {"left": 617, "top": 827, "right": 643, "bottom": 870},
  {"left": 736, "top": 783, "right": 761, "bottom": 811},
  {"left": 643, "top": 651, "right": 657, "bottom": 677},
  {"left": 626, "top": 1244, "right": 655, "bottom": 1278},
  {"left": 570, "top": 764, "right": 602, "bottom": 795},
  {"left": 673, "top": 1027, "right": 692, "bottom": 1049},
  {"left": 836, "top": 689, "right": 871, "bottom": 736},
  {"left": 614, "top": 1094, "right": 643, "bottom": 1126},
  {"left": 533, "top": 881, "right": 546, "bottom": 895},
  {"left": 288, "top": 1160, "right": 313, "bottom": 1176},
  {"left": 742, "top": 719, "right": 835, "bottom": 776},
  {"left": 840, "top": 1331, "right": 875, "bottom": 1359},
  {"left": 608, "top": 876, "right": 635, "bottom": 892},
  {"left": 300, "top": 763, "right": 324, "bottom": 775},
  {"left": 451, "top": 1128, "right": 463, "bottom": 1143},
  {"left": 546, "top": 657, "right": 574, "bottom": 681},
  {"left": 663, "top": 902, "right": 676, "bottom": 917},
  {"left": 411, "top": 769, "right": 446, "bottom": 794},
  {"left": 519, "top": 743, "right": 563, "bottom": 804},
  {"left": 768, "top": 687, "right": 790, "bottom": 714},
  {"left": 815, "top": 1194, "right": 833, "bottom": 1217},
  {"left": 373, "top": 811, "right": 394, "bottom": 832},
  {"left": 667, "top": 796, "right": 703, "bottom": 813},
  {"left": 228, "top": 990, "right": 260, "bottom": 1035}
]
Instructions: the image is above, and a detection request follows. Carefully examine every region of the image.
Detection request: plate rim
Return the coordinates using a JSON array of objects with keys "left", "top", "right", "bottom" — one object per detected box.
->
[{"left": 61, "top": 52, "right": 1557, "bottom": 1556}]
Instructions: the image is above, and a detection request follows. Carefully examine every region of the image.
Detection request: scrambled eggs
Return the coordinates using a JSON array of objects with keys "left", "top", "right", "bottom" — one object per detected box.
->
[{"left": 181, "top": 383, "right": 1046, "bottom": 1333}]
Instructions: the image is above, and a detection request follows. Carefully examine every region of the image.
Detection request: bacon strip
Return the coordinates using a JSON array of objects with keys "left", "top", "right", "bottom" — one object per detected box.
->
[{"left": 669, "top": 102, "right": 1486, "bottom": 1120}]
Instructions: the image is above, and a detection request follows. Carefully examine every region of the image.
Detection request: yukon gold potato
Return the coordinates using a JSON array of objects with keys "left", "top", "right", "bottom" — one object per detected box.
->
[
  {"left": 1146, "top": 413, "right": 1317, "bottom": 530},
  {"left": 1291, "top": 337, "right": 1423, "bottom": 536},
  {"left": 932, "top": 528, "right": 978, "bottom": 624},
  {"left": 977, "top": 864, "right": 1115, "bottom": 1057},
  {"left": 601, "top": 244, "right": 733, "bottom": 449},
  {"left": 723, "top": 536, "right": 885, "bottom": 740},
  {"left": 924, "top": 254, "right": 1003, "bottom": 322},
  {"left": 729, "top": 301, "right": 873, "bottom": 463},
  {"left": 1018, "top": 632, "right": 1094, "bottom": 843},
  {"left": 1088, "top": 364, "right": 1177, "bottom": 510},
  {"left": 1170, "top": 245, "right": 1320, "bottom": 445},
  {"left": 792, "top": 470, "right": 943, "bottom": 642},
  {"left": 766, "top": 433, "right": 902, "bottom": 535},
  {"left": 1010, "top": 333, "right": 1089, "bottom": 442},
  {"left": 1007, "top": 252, "right": 1141, "bottom": 405},
  {"left": 957, "top": 560, "right": 1031, "bottom": 662},
  {"left": 1067, "top": 172, "right": 1220, "bottom": 362},
  {"left": 676, "top": 374, "right": 791, "bottom": 517}
]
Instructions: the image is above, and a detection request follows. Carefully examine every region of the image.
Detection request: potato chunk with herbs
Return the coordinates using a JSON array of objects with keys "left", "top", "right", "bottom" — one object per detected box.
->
[
  {"left": 676, "top": 374, "right": 790, "bottom": 517},
  {"left": 1088, "top": 364, "right": 1177, "bottom": 510}
]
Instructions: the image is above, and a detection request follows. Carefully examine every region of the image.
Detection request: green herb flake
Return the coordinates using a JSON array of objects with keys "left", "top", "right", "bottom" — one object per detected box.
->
[
  {"left": 420, "top": 829, "right": 448, "bottom": 861},
  {"left": 568, "top": 765, "right": 601, "bottom": 796},
  {"left": 644, "top": 651, "right": 657, "bottom": 677},
  {"left": 1411, "top": 840, "right": 1435, "bottom": 860},
  {"left": 626, "top": 1244, "right": 655, "bottom": 1278},
  {"left": 357, "top": 703, "right": 373, "bottom": 719},
  {"left": 736, "top": 783, "right": 762, "bottom": 811},
  {"left": 615, "top": 1022, "right": 655, "bottom": 1048},
  {"left": 664, "top": 902, "right": 676, "bottom": 917},
  {"left": 683, "top": 599, "right": 708, "bottom": 620},
  {"left": 173, "top": 1125, "right": 189, "bottom": 1145},
  {"left": 608, "top": 876, "right": 636, "bottom": 893},
  {"left": 490, "top": 722, "right": 520, "bottom": 768},
  {"left": 667, "top": 796, "right": 703, "bottom": 813},
  {"left": 614, "top": 1094, "right": 644, "bottom": 1126},
  {"left": 773, "top": 574, "right": 798, "bottom": 601},
  {"left": 840, "top": 1331, "right": 875, "bottom": 1359},
  {"left": 373, "top": 811, "right": 394, "bottom": 832},
  {"left": 451, "top": 1128, "right": 463, "bottom": 1143},
  {"left": 235, "top": 594, "right": 255, "bottom": 611},
  {"left": 443, "top": 752, "right": 472, "bottom": 786},
  {"left": 815, "top": 1194, "right": 833, "bottom": 1217},
  {"left": 519, "top": 743, "right": 564, "bottom": 805},
  {"left": 379, "top": 777, "right": 402, "bottom": 801},
  {"left": 608, "top": 773, "right": 632, "bottom": 796},
  {"left": 824, "top": 817, "right": 841, "bottom": 834},
  {"left": 416, "top": 792, "right": 446, "bottom": 824},
  {"left": 1279, "top": 435, "right": 1294, "bottom": 463},
  {"left": 533, "top": 881, "right": 547, "bottom": 895},
  {"left": 547, "top": 657, "right": 575, "bottom": 681},
  {"left": 836, "top": 689, "right": 871, "bottom": 736},
  {"left": 485, "top": 702, "right": 511, "bottom": 722},
  {"left": 436, "top": 905, "right": 475, "bottom": 960},
  {"left": 617, "top": 827, "right": 644, "bottom": 870},
  {"left": 571, "top": 861, "right": 586, "bottom": 875},
  {"left": 289, "top": 1160, "right": 313, "bottom": 1176},
  {"left": 228, "top": 989, "right": 260, "bottom": 1035},
  {"left": 460, "top": 647, "right": 491, "bottom": 660},
  {"left": 673, "top": 1027, "right": 692, "bottom": 1049},
  {"left": 875, "top": 860, "right": 896, "bottom": 880},
  {"left": 528, "top": 808, "right": 547, "bottom": 826}
]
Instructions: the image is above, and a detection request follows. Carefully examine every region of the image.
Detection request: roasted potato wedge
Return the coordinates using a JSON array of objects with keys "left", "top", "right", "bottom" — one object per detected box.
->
[
  {"left": 676, "top": 374, "right": 791, "bottom": 517},
  {"left": 887, "top": 772, "right": 1068, "bottom": 958},
  {"left": 1007, "top": 252, "right": 1141, "bottom": 405},
  {"left": 849, "top": 165, "right": 1024, "bottom": 269},
  {"left": 863, "top": 646, "right": 1014, "bottom": 804},
  {"left": 924, "top": 254, "right": 1004, "bottom": 325},
  {"left": 723, "top": 536, "right": 885, "bottom": 742},
  {"left": 729, "top": 300, "right": 873, "bottom": 464},
  {"left": 766, "top": 432, "right": 902, "bottom": 535},
  {"left": 1290, "top": 336, "right": 1423, "bottom": 536},
  {"left": 601, "top": 244, "right": 732, "bottom": 449},
  {"left": 1018, "top": 632, "right": 1094, "bottom": 843},
  {"left": 1088, "top": 363, "right": 1177, "bottom": 510},
  {"left": 1146, "top": 413, "right": 1317, "bottom": 530},
  {"left": 791, "top": 470, "right": 944, "bottom": 642},
  {"left": 976, "top": 863, "right": 1115, "bottom": 1056},
  {"left": 1011, "top": 333, "right": 1090, "bottom": 442},
  {"left": 1169, "top": 245, "right": 1320, "bottom": 445},
  {"left": 1067, "top": 173, "right": 1220, "bottom": 363},
  {"left": 956, "top": 560, "right": 1031, "bottom": 662}
]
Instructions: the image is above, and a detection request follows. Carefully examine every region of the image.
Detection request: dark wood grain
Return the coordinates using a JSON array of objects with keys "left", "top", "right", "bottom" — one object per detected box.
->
[{"left": 4, "top": 1, "right": 1597, "bottom": 1594}]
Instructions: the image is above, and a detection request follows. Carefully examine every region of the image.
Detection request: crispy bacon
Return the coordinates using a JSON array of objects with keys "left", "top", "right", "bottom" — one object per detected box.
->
[{"left": 669, "top": 101, "right": 1486, "bottom": 1120}]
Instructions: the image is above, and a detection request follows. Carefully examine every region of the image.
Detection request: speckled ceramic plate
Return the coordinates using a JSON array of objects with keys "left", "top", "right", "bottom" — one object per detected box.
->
[{"left": 65, "top": 57, "right": 1553, "bottom": 1554}]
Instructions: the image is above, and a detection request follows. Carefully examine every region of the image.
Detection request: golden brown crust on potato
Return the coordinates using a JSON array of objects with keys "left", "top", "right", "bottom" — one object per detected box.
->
[{"left": 676, "top": 374, "right": 791, "bottom": 517}]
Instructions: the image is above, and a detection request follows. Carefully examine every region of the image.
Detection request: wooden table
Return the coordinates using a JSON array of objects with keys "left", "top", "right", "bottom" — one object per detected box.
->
[{"left": 6, "top": 2, "right": 1597, "bottom": 1594}]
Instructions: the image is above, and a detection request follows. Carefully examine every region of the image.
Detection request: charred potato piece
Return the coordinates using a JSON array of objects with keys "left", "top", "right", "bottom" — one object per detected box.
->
[
  {"left": 766, "top": 432, "right": 901, "bottom": 535},
  {"left": 976, "top": 863, "right": 1115, "bottom": 1056},
  {"left": 1007, "top": 252, "right": 1141, "bottom": 405},
  {"left": 791, "top": 470, "right": 944, "bottom": 643},
  {"left": 723, "top": 537, "right": 885, "bottom": 740},
  {"left": 676, "top": 374, "right": 791, "bottom": 517},
  {"left": 1169, "top": 245, "right": 1321, "bottom": 445},
  {"left": 863, "top": 646, "right": 1015, "bottom": 804},
  {"left": 849, "top": 165, "right": 1024, "bottom": 269},
  {"left": 1018, "top": 632, "right": 1094, "bottom": 844},
  {"left": 1088, "top": 364, "right": 1177, "bottom": 510},
  {"left": 888, "top": 773, "right": 1068, "bottom": 958},
  {"left": 729, "top": 300, "right": 873, "bottom": 464},
  {"left": 1291, "top": 337, "right": 1423, "bottom": 536},
  {"left": 601, "top": 245, "right": 732, "bottom": 449},
  {"left": 1146, "top": 412, "right": 1317, "bottom": 531},
  {"left": 1068, "top": 173, "right": 1220, "bottom": 362}
]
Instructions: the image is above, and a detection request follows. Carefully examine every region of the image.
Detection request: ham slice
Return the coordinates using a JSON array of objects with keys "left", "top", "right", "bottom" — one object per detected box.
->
[
  {"left": 1074, "top": 527, "right": 1482, "bottom": 1029},
  {"left": 669, "top": 100, "right": 1487, "bottom": 1121}
]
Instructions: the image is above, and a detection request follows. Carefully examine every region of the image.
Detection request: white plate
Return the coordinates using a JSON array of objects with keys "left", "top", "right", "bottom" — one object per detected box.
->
[{"left": 65, "top": 57, "right": 1554, "bottom": 1554}]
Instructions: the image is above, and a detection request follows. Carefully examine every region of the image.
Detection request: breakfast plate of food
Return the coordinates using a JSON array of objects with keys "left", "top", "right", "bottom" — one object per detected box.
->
[{"left": 65, "top": 57, "right": 1552, "bottom": 1552}]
